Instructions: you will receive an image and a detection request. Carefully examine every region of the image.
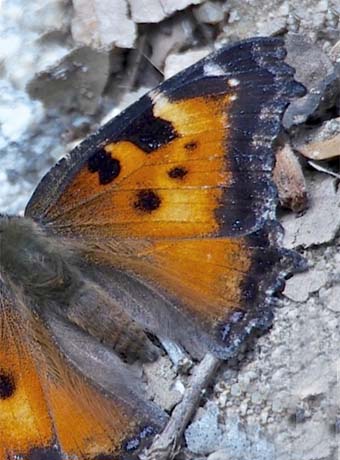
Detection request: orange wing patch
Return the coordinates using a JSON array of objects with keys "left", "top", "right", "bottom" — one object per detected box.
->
[
  {"left": 100, "top": 237, "right": 252, "bottom": 322},
  {"left": 45, "top": 353, "right": 133, "bottom": 458},
  {"left": 45, "top": 92, "right": 233, "bottom": 239},
  {"left": 0, "top": 282, "right": 163, "bottom": 459},
  {"left": 82, "top": 223, "right": 285, "bottom": 359},
  {"left": 141, "top": 237, "right": 252, "bottom": 320},
  {"left": 0, "top": 293, "right": 54, "bottom": 459}
]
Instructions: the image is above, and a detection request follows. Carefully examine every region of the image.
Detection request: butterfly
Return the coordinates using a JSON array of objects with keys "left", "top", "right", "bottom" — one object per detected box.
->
[{"left": 0, "top": 37, "right": 305, "bottom": 460}]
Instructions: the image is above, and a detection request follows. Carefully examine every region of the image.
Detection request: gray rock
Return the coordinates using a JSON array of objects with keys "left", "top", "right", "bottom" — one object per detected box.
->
[
  {"left": 71, "top": 0, "right": 136, "bottom": 49},
  {"left": 256, "top": 16, "right": 287, "bottom": 36},
  {"left": 129, "top": 0, "right": 166, "bottom": 23},
  {"left": 27, "top": 47, "right": 111, "bottom": 114},
  {"left": 164, "top": 48, "right": 211, "bottom": 79},
  {"left": 283, "top": 33, "right": 339, "bottom": 129},
  {"left": 144, "top": 356, "right": 183, "bottom": 411},
  {"left": 161, "top": 0, "right": 204, "bottom": 17},
  {"left": 149, "top": 16, "right": 196, "bottom": 69},
  {"left": 187, "top": 409, "right": 276, "bottom": 460},
  {"left": 208, "top": 450, "right": 231, "bottom": 460},
  {"left": 185, "top": 404, "right": 223, "bottom": 455},
  {"left": 284, "top": 266, "right": 328, "bottom": 302},
  {"left": 282, "top": 175, "right": 340, "bottom": 248},
  {"left": 294, "top": 117, "right": 340, "bottom": 160},
  {"left": 320, "top": 284, "right": 340, "bottom": 313},
  {"left": 194, "top": 1, "right": 225, "bottom": 24},
  {"left": 130, "top": 0, "right": 204, "bottom": 23},
  {"left": 0, "top": 0, "right": 71, "bottom": 90}
]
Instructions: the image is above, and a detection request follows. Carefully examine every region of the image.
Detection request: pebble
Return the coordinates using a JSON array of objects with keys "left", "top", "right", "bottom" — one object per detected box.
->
[
  {"left": 194, "top": 1, "right": 225, "bottom": 24},
  {"left": 185, "top": 404, "right": 223, "bottom": 455},
  {"left": 282, "top": 176, "right": 340, "bottom": 248},
  {"left": 319, "top": 284, "right": 340, "bottom": 313},
  {"left": 284, "top": 267, "right": 328, "bottom": 302},
  {"left": 283, "top": 33, "right": 336, "bottom": 129},
  {"left": 164, "top": 48, "right": 211, "bottom": 79},
  {"left": 296, "top": 116, "right": 340, "bottom": 158},
  {"left": 207, "top": 450, "right": 232, "bottom": 460},
  {"left": 71, "top": 0, "right": 136, "bottom": 49}
]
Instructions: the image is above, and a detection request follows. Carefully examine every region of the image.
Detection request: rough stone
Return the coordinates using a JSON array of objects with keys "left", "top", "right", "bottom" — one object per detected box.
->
[
  {"left": 282, "top": 175, "right": 340, "bottom": 248},
  {"left": 185, "top": 404, "right": 223, "bottom": 455},
  {"left": 129, "top": 0, "right": 166, "bottom": 23},
  {"left": 207, "top": 450, "right": 232, "bottom": 460},
  {"left": 27, "top": 47, "right": 111, "bottom": 114},
  {"left": 144, "top": 356, "right": 183, "bottom": 411},
  {"left": 284, "top": 265, "right": 328, "bottom": 302},
  {"left": 129, "top": 0, "right": 204, "bottom": 23},
  {"left": 256, "top": 16, "right": 287, "bottom": 36},
  {"left": 0, "top": 0, "right": 71, "bottom": 90},
  {"left": 283, "top": 33, "right": 339, "bottom": 129},
  {"left": 296, "top": 117, "right": 340, "bottom": 160},
  {"left": 194, "top": 1, "right": 225, "bottom": 24},
  {"left": 319, "top": 284, "right": 340, "bottom": 313},
  {"left": 164, "top": 48, "right": 211, "bottom": 78},
  {"left": 149, "top": 18, "right": 196, "bottom": 70},
  {"left": 161, "top": 0, "right": 204, "bottom": 16},
  {"left": 330, "top": 39, "right": 340, "bottom": 62},
  {"left": 71, "top": 0, "right": 136, "bottom": 49}
]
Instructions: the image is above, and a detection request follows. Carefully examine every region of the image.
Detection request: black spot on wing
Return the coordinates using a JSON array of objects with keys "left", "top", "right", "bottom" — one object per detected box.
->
[
  {"left": 118, "top": 105, "right": 177, "bottom": 153},
  {"left": 184, "top": 141, "right": 198, "bottom": 151},
  {"left": 168, "top": 166, "right": 188, "bottom": 179},
  {"left": 88, "top": 149, "right": 121, "bottom": 185},
  {"left": 0, "top": 370, "right": 15, "bottom": 399},
  {"left": 134, "top": 190, "right": 161, "bottom": 213}
]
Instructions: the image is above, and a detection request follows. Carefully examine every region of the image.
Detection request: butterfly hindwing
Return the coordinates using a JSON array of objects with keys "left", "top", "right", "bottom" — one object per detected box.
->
[
  {"left": 0, "top": 281, "right": 166, "bottom": 460},
  {"left": 25, "top": 37, "right": 305, "bottom": 358},
  {"left": 0, "top": 284, "right": 54, "bottom": 459}
]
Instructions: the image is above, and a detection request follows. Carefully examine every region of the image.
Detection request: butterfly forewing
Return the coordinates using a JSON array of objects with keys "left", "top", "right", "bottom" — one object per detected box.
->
[{"left": 25, "top": 38, "right": 305, "bottom": 357}]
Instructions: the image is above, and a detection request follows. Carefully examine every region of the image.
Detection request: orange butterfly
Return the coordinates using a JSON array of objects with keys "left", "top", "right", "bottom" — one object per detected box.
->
[{"left": 0, "top": 37, "right": 305, "bottom": 459}]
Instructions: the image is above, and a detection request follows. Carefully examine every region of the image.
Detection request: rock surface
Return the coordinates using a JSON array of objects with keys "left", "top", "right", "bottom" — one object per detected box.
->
[
  {"left": 282, "top": 175, "right": 340, "bottom": 248},
  {"left": 71, "top": 0, "right": 136, "bottom": 49},
  {"left": 129, "top": 0, "right": 204, "bottom": 23},
  {"left": 296, "top": 117, "right": 340, "bottom": 160}
]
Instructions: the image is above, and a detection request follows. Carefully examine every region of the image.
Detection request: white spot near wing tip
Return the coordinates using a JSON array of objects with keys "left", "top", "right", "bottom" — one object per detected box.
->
[
  {"left": 149, "top": 89, "right": 160, "bottom": 102},
  {"left": 228, "top": 78, "right": 240, "bottom": 87},
  {"left": 150, "top": 91, "right": 170, "bottom": 116},
  {"left": 230, "top": 94, "right": 238, "bottom": 101},
  {"left": 204, "top": 62, "right": 225, "bottom": 77}
]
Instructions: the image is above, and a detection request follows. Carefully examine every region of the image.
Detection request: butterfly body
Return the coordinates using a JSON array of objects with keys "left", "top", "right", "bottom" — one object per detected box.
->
[
  {"left": 0, "top": 37, "right": 305, "bottom": 459},
  {"left": 0, "top": 216, "right": 159, "bottom": 364}
]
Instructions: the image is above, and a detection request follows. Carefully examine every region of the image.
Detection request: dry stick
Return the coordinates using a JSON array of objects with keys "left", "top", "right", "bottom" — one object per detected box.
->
[
  {"left": 145, "top": 353, "right": 221, "bottom": 460},
  {"left": 122, "top": 34, "right": 148, "bottom": 96}
]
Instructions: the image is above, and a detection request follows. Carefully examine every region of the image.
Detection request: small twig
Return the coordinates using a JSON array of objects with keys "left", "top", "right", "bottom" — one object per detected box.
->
[
  {"left": 308, "top": 160, "right": 340, "bottom": 179},
  {"left": 144, "top": 353, "right": 221, "bottom": 460},
  {"left": 124, "top": 34, "right": 148, "bottom": 96}
]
